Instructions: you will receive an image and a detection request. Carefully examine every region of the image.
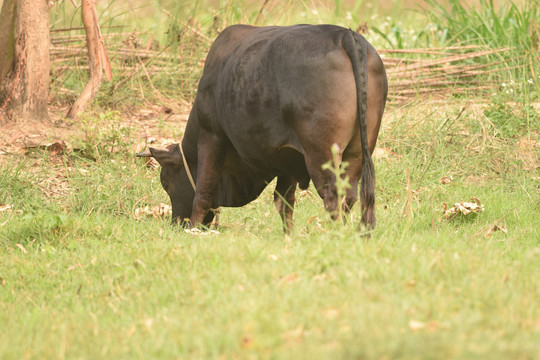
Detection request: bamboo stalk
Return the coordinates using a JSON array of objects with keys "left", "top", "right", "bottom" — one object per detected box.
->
[
  {"left": 394, "top": 85, "right": 494, "bottom": 95},
  {"left": 379, "top": 45, "right": 488, "bottom": 53},
  {"left": 387, "top": 48, "right": 513, "bottom": 74},
  {"left": 50, "top": 25, "right": 124, "bottom": 32},
  {"left": 50, "top": 46, "right": 185, "bottom": 61}
]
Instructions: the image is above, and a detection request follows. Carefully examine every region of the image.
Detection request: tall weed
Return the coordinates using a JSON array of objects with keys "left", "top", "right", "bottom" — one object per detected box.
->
[{"left": 420, "top": 0, "right": 538, "bottom": 75}]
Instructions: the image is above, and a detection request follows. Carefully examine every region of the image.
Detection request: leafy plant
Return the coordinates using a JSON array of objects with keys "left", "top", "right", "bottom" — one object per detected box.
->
[
  {"left": 419, "top": 0, "right": 539, "bottom": 78},
  {"left": 321, "top": 144, "right": 352, "bottom": 223},
  {"left": 76, "top": 111, "right": 134, "bottom": 160},
  {"left": 484, "top": 77, "right": 539, "bottom": 137}
]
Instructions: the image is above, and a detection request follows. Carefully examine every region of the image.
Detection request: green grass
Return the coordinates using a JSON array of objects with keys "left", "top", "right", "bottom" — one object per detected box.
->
[
  {"left": 2, "top": 0, "right": 539, "bottom": 358},
  {"left": 1, "top": 99, "right": 538, "bottom": 359}
]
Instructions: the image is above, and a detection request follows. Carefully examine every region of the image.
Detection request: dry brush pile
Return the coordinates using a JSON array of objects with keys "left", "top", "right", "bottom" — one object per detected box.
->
[
  {"left": 380, "top": 46, "right": 528, "bottom": 101},
  {"left": 49, "top": 28, "right": 530, "bottom": 104}
]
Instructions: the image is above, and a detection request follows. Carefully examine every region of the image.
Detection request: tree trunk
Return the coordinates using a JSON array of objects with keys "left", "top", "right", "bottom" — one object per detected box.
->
[{"left": 0, "top": 0, "right": 50, "bottom": 125}]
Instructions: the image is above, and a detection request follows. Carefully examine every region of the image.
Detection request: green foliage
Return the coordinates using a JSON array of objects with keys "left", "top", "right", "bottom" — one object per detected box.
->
[
  {"left": 76, "top": 111, "right": 134, "bottom": 160},
  {"left": 0, "top": 160, "right": 37, "bottom": 208},
  {"left": 419, "top": 0, "right": 539, "bottom": 76},
  {"left": 484, "top": 77, "right": 539, "bottom": 138},
  {"left": 484, "top": 102, "right": 537, "bottom": 138},
  {"left": 321, "top": 144, "right": 351, "bottom": 223},
  {"left": 422, "top": 0, "right": 538, "bottom": 49},
  {"left": 371, "top": 18, "right": 412, "bottom": 49},
  {"left": 2, "top": 212, "right": 69, "bottom": 245}
]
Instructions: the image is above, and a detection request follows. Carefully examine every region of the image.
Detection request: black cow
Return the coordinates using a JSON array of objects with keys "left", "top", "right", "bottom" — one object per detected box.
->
[{"left": 137, "top": 24, "right": 387, "bottom": 233}]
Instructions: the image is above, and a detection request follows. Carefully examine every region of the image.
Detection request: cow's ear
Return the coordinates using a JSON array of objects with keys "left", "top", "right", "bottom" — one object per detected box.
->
[
  {"left": 136, "top": 149, "right": 152, "bottom": 157},
  {"left": 149, "top": 144, "right": 183, "bottom": 167}
]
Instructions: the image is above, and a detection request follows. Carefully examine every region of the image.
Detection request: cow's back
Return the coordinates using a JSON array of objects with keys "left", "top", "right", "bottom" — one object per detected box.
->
[{"left": 197, "top": 25, "right": 359, "bottom": 173}]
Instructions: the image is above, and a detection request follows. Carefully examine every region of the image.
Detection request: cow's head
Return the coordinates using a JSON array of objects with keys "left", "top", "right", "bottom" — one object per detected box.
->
[{"left": 137, "top": 144, "right": 195, "bottom": 225}]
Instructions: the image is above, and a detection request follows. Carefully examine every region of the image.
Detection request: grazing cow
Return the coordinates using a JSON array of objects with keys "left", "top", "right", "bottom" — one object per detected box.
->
[{"left": 137, "top": 24, "right": 387, "bottom": 233}]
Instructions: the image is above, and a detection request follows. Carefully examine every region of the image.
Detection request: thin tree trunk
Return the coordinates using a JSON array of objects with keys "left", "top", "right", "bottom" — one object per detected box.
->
[
  {"left": 66, "top": 0, "right": 111, "bottom": 119},
  {"left": 0, "top": 0, "right": 50, "bottom": 125}
]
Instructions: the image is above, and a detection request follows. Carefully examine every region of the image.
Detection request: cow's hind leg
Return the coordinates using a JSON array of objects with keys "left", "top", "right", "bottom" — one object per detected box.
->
[
  {"left": 303, "top": 151, "right": 341, "bottom": 220},
  {"left": 191, "top": 129, "right": 226, "bottom": 228},
  {"left": 274, "top": 176, "right": 297, "bottom": 234},
  {"left": 339, "top": 149, "right": 363, "bottom": 214}
]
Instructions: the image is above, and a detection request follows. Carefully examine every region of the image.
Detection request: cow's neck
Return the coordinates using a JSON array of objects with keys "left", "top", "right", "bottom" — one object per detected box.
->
[{"left": 181, "top": 107, "right": 200, "bottom": 165}]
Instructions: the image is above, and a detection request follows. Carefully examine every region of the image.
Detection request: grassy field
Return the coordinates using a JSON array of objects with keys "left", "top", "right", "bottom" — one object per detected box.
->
[{"left": 1, "top": 0, "right": 539, "bottom": 359}]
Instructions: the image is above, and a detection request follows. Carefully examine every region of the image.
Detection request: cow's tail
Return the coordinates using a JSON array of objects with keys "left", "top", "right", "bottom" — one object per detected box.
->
[{"left": 342, "top": 30, "right": 376, "bottom": 229}]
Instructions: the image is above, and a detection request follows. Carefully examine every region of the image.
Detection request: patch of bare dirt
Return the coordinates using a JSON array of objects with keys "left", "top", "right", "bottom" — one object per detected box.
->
[{"left": 0, "top": 104, "right": 191, "bottom": 158}]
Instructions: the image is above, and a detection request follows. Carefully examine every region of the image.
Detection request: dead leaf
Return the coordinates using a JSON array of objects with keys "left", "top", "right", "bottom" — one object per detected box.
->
[
  {"left": 24, "top": 140, "right": 70, "bottom": 155},
  {"left": 409, "top": 319, "right": 425, "bottom": 331},
  {"left": 440, "top": 176, "right": 453, "bottom": 185},
  {"left": 134, "top": 203, "right": 172, "bottom": 220},
  {"left": 133, "top": 259, "right": 146, "bottom": 268},
  {"left": 442, "top": 197, "right": 485, "bottom": 220},
  {"left": 0, "top": 204, "right": 13, "bottom": 212},
  {"left": 306, "top": 215, "right": 318, "bottom": 225},
  {"left": 465, "top": 174, "right": 488, "bottom": 184},
  {"left": 144, "top": 157, "right": 159, "bottom": 169},
  {"left": 15, "top": 243, "right": 27, "bottom": 254},
  {"left": 373, "top": 147, "right": 390, "bottom": 159},
  {"left": 312, "top": 273, "right": 330, "bottom": 281},
  {"left": 241, "top": 336, "right": 253, "bottom": 349},
  {"left": 373, "top": 147, "right": 400, "bottom": 160},
  {"left": 485, "top": 224, "right": 508, "bottom": 237},
  {"left": 278, "top": 272, "right": 299, "bottom": 285},
  {"left": 126, "top": 324, "right": 137, "bottom": 339},
  {"left": 143, "top": 318, "right": 154, "bottom": 331},
  {"left": 138, "top": 109, "right": 154, "bottom": 119},
  {"left": 323, "top": 308, "right": 339, "bottom": 319},
  {"left": 472, "top": 216, "right": 507, "bottom": 238},
  {"left": 184, "top": 228, "right": 220, "bottom": 236},
  {"left": 426, "top": 321, "right": 442, "bottom": 332},
  {"left": 283, "top": 325, "right": 304, "bottom": 339},
  {"left": 298, "top": 189, "right": 313, "bottom": 199},
  {"left": 48, "top": 141, "right": 69, "bottom": 155},
  {"left": 67, "top": 263, "right": 83, "bottom": 271},
  {"left": 159, "top": 105, "right": 173, "bottom": 114},
  {"left": 151, "top": 203, "right": 172, "bottom": 218}
]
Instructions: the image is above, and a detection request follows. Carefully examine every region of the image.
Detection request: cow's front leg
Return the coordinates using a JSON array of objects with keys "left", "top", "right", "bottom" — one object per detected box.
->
[
  {"left": 191, "top": 129, "right": 226, "bottom": 228},
  {"left": 274, "top": 176, "right": 297, "bottom": 234}
]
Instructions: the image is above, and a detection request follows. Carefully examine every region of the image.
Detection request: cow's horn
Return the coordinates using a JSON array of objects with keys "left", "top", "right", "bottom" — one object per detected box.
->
[{"left": 136, "top": 149, "right": 153, "bottom": 157}]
